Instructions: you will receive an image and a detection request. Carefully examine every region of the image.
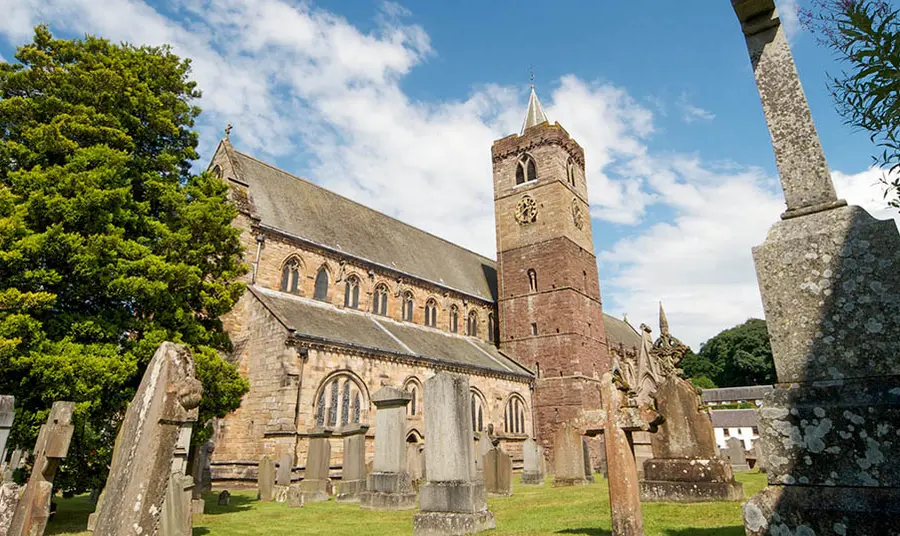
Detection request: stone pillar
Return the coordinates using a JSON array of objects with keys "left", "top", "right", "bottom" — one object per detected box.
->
[
  {"left": 257, "top": 455, "right": 275, "bottom": 502},
  {"left": 414, "top": 372, "right": 495, "bottom": 535},
  {"left": 733, "top": 1, "right": 900, "bottom": 534},
  {"left": 7, "top": 401, "right": 75, "bottom": 536},
  {"left": 361, "top": 386, "right": 416, "bottom": 510},
  {"left": 336, "top": 423, "right": 369, "bottom": 502},
  {"left": 0, "top": 397, "right": 13, "bottom": 476},
  {"left": 552, "top": 423, "right": 587, "bottom": 487},
  {"left": 299, "top": 428, "right": 331, "bottom": 503},
  {"left": 521, "top": 438, "right": 544, "bottom": 485},
  {"left": 483, "top": 447, "right": 512, "bottom": 497}
]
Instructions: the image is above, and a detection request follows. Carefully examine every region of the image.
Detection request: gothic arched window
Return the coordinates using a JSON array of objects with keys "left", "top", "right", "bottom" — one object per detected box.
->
[
  {"left": 373, "top": 284, "right": 388, "bottom": 315},
  {"left": 344, "top": 275, "right": 360, "bottom": 309},
  {"left": 425, "top": 299, "right": 438, "bottom": 328},
  {"left": 313, "top": 267, "right": 329, "bottom": 301},
  {"left": 449, "top": 305, "right": 459, "bottom": 333},
  {"left": 488, "top": 313, "right": 496, "bottom": 343},
  {"left": 402, "top": 291, "right": 415, "bottom": 322},
  {"left": 211, "top": 165, "right": 223, "bottom": 179},
  {"left": 314, "top": 373, "right": 367, "bottom": 430},
  {"left": 470, "top": 390, "right": 486, "bottom": 432},
  {"left": 404, "top": 378, "right": 422, "bottom": 417},
  {"left": 566, "top": 157, "right": 577, "bottom": 187},
  {"left": 527, "top": 269, "right": 537, "bottom": 293},
  {"left": 515, "top": 154, "right": 537, "bottom": 185},
  {"left": 467, "top": 311, "right": 478, "bottom": 337},
  {"left": 280, "top": 257, "right": 301, "bottom": 294},
  {"left": 504, "top": 394, "right": 528, "bottom": 435}
]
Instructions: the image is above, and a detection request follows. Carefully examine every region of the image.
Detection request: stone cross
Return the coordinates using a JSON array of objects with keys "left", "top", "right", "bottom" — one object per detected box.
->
[
  {"left": 0, "top": 396, "right": 14, "bottom": 475},
  {"left": 413, "top": 372, "right": 495, "bottom": 535},
  {"left": 335, "top": 423, "right": 369, "bottom": 502},
  {"left": 7, "top": 401, "right": 75, "bottom": 536},
  {"left": 733, "top": 0, "right": 843, "bottom": 218},
  {"left": 91, "top": 342, "right": 202, "bottom": 536},
  {"left": 360, "top": 386, "right": 416, "bottom": 510},
  {"left": 583, "top": 372, "right": 662, "bottom": 536}
]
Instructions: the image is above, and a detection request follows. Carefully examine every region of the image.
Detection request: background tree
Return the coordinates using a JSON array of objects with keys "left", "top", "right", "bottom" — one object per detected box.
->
[
  {"left": 800, "top": 1, "right": 900, "bottom": 203},
  {"left": 0, "top": 27, "right": 248, "bottom": 493},
  {"left": 683, "top": 319, "right": 776, "bottom": 387}
]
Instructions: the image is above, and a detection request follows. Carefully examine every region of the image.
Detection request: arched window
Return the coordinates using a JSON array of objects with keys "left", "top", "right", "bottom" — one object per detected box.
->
[
  {"left": 313, "top": 267, "right": 329, "bottom": 301},
  {"left": 404, "top": 378, "right": 422, "bottom": 417},
  {"left": 488, "top": 313, "right": 496, "bottom": 343},
  {"left": 314, "top": 373, "right": 367, "bottom": 429},
  {"left": 449, "top": 305, "right": 459, "bottom": 333},
  {"left": 373, "top": 284, "right": 388, "bottom": 315},
  {"left": 504, "top": 394, "right": 528, "bottom": 435},
  {"left": 566, "top": 157, "right": 577, "bottom": 187},
  {"left": 527, "top": 269, "right": 537, "bottom": 293},
  {"left": 211, "top": 165, "right": 223, "bottom": 179},
  {"left": 280, "top": 257, "right": 301, "bottom": 294},
  {"left": 467, "top": 311, "right": 478, "bottom": 337},
  {"left": 425, "top": 299, "right": 438, "bottom": 328},
  {"left": 402, "top": 291, "right": 414, "bottom": 322},
  {"left": 470, "top": 390, "right": 486, "bottom": 432},
  {"left": 344, "top": 275, "right": 360, "bottom": 309},
  {"left": 515, "top": 154, "right": 537, "bottom": 185}
]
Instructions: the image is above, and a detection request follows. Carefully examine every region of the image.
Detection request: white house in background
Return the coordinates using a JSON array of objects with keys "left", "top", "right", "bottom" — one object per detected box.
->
[{"left": 701, "top": 385, "right": 773, "bottom": 451}]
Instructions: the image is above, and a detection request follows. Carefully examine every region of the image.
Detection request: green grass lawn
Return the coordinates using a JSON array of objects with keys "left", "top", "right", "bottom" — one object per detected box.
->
[{"left": 46, "top": 471, "right": 765, "bottom": 536}]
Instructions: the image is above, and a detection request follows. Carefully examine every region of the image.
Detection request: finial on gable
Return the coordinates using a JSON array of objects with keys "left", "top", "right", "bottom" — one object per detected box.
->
[{"left": 225, "top": 123, "right": 233, "bottom": 139}]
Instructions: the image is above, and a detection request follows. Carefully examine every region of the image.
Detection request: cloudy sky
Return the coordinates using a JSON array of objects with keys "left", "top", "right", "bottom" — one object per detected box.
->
[{"left": 1, "top": 0, "right": 896, "bottom": 349}]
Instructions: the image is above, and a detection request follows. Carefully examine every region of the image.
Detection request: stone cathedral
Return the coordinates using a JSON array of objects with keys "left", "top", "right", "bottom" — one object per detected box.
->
[{"left": 207, "top": 87, "right": 654, "bottom": 485}]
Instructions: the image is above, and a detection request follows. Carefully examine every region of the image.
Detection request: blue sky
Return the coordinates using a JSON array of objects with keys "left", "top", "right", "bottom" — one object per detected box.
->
[{"left": 1, "top": 0, "right": 895, "bottom": 348}]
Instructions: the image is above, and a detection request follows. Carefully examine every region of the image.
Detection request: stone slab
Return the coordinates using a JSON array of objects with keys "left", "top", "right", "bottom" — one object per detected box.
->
[
  {"left": 276, "top": 453, "right": 292, "bottom": 487},
  {"left": 287, "top": 484, "right": 304, "bottom": 508},
  {"left": 651, "top": 377, "right": 718, "bottom": 459},
  {"left": 483, "top": 449, "right": 512, "bottom": 497},
  {"left": 298, "top": 478, "right": 329, "bottom": 503},
  {"left": 419, "top": 481, "right": 487, "bottom": 514},
  {"left": 257, "top": 456, "right": 275, "bottom": 501},
  {"left": 640, "top": 480, "right": 744, "bottom": 503},
  {"left": 272, "top": 485, "right": 288, "bottom": 503},
  {"left": 359, "top": 490, "right": 417, "bottom": 511},
  {"left": 413, "top": 511, "right": 496, "bottom": 536},
  {"left": 642, "top": 458, "right": 735, "bottom": 483}
]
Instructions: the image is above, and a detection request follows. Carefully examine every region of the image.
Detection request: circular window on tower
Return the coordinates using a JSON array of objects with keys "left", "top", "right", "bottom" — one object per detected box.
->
[{"left": 514, "top": 195, "right": 538, "bottom": 225}]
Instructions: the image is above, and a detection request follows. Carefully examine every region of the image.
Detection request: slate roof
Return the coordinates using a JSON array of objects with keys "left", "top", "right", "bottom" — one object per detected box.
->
[
  {"left": 709, "top": 409, "right": 759, "bottom": 428},
  {"left": 250, "top": 287, "right": 532, "bottom": 378},
  {"left": 603, "top": 315, "right": 642, "bottom": 350},
  {"left": 701, "top": 385, "right": 773, "bottom": 404},
  {"left": 231, "top": 150, "right": 498, "bottom": 302}
]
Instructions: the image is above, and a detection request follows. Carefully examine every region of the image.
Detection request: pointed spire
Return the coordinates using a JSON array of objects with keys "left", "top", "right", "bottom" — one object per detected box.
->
[
  {"left": 659, "top": 301, "right": 669, "bottom": 337},
  {"left": 520, "top": 81, "right": 548, "bottom": 135}
]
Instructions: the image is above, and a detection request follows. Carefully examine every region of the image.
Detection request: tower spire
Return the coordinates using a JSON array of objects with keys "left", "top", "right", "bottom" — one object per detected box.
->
[{"left": 521, "top": 78, "right": 548, "bottom": 134}]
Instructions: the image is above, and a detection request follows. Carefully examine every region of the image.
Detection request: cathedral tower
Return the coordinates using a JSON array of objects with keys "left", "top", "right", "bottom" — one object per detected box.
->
[{"left": 492, "top": 86, "right": 611, "bottom": 449}]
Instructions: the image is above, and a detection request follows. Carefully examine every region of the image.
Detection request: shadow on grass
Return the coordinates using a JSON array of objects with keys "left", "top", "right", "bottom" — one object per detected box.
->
[
  {"left": 200, "top": 492, "right": 254, "bottom": 515},
  {"left": 192, "top": 528, "right": 212, "bottom": 535},
  {"left": 664, "top": 527, "right": 745, "bottom": 536},
  {"left": 555, "top": 529, "right": 612, "bottom": 536}
]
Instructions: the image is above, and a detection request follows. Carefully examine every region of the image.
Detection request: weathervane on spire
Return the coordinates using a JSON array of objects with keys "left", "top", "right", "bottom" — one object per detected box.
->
[
  {"left": 521, "top": 67, "right": 548, "bottom": 134},
  {"left": 529, "top": 66, "right": 534, "bottom": 89}
]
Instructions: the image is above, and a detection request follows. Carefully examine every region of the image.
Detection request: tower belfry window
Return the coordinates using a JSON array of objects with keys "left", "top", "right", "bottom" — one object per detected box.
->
[
  {"left": 567, "top": 157, "right": 577, "bottom": 186},
  {"left": 515, "top": 154, "right": 537, "bottom": 185}
]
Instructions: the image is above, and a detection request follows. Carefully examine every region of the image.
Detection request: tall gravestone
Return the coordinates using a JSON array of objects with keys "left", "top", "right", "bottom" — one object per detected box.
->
[
  {"left": 190, "top": 440, "right": 214, "bottom": 514},
  {"left": 0, "top": 397, "right": 13, "bottom": 477},
  {"left": 521, "top": 438, "right": 544, "bottom": 485},
  {"left": 161, "top": 422, "right": 195, "bottom": 536},
  {"left": 276, "top": 453, "right": 293, "bottom": 488},
  {"left": 336, "top": 423, "right": 369, "bottom": 502},
  {"left": 581, "top": 439, "right": 595, "bottom": 483},
  {"left": 552, "top": 423, "right": 587, "bottom": 487},
  {"left": 299, "top": 428, "right": 331, "bottom": 503},
  {"left": 257, "top": 455, "right": 275, "bottom": 502},
  {"left": 360, "top": 387, "right": 416, "bottom": 510},
  {"left": 733, "top": 1, "right": 900, "bottom": 534},
  {"left": 483, "top": 447, "right": 512, "bottom": 497},
  {"left": 639, "top": 376, "right": 743, "bottom": 502},
  {"left": 6, "top": 401, "right": 74, "bottom": 536},
  {"left": 91, "top": 342, "right": 203, "bottom": 536},
  {"left": 413, "top": 372, "right": 495, "bottom": 535}
]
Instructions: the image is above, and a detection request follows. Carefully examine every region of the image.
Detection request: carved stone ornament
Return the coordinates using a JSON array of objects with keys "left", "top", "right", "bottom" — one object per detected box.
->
[
  {"left": 572, "top": 198, "right": 584, "bottom": 230},
  {"left": 514, "top": 196, "right": 537, "bottom": 225}
]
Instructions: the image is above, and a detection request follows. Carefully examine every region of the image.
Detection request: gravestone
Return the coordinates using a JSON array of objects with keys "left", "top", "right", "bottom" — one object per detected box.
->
[
  {"left": 276, "top": 453, "right": 293, "bottom": 487},
  {"left": 360, "top": 386, "right": 416, "bottom": 510},
  {"left": 483, "top": 447, "right": 512, "bottom": 497},
  {"left": 298, "top": 428, "right": 331, "bottom": 503},
  {"left": 732, "top": 1, "right": 900, "bottom": 533},
  {"left": 413, "top": 372, "right": 495, "bottom": 535},
  {"left": 217, "top": 490, "right": 230, "bottom": 506},
  {"left": 406, "top": 441, "right": 425, "bottom": 484},
  {"left": 552, "top": 423, "right": 587, "bottom": 487},
  {"left": 90, "top": 342, "right": 203, "bottom": 536},
  {"left": 161, "top": 422, "right": 194, "bottom": 536},
  {"left": 521, "top": 438, "right": 544, "bottom": 485},
  {"left": 723, "top": 438, "right": 750, "bottom": 473},
  {"left": 751, "top": 441, "right": 766, "bottom": 474},
  {"left": 639, "top": 376, "right": 743, "bottom": 502},
  {"left": 287, "top": 484, "right": 304, "bottom": 508},
  {"left": 582, "top": 439, "right": 595, "bottom": 483},
  {"left": 257, "top": 455, "right": 275, "bottom": 501},
  {"left": 2, "top": 451, "right": 23, "bottom": 483},
  {"left": 190, "top": 440, "right": 214, "bottom": 514},
  {"left": 336, "top": 423, "right": 369, "bottom": 502},
  {"left": 474, "top": 433, "right": 492, "bottom": 481},
  {"left": 6, "top": 401, "right": 75, "bottom": 536},
  {"left": 0, "top": 397, "right": 13, "bottom": 476}
]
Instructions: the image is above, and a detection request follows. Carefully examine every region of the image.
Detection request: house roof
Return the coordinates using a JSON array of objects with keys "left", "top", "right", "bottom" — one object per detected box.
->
[
  {"left": 701, "top": 385, "right": 773, "bottom": 404},
  {"left": 603, "top": 314, "right": 642, "bottom": 350},
  {"left": 709, "top": 409, "right": 759, "bottom": 428},
  {"left": 230, "top": 149, "right": 498, "bottom": 302},
  {"left": 249, "top": 286, "right": 532, "bottom": 379}
]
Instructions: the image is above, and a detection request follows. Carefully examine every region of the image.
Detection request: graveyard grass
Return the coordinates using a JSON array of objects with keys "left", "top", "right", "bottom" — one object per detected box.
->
[{"left": 46, "top": 471, "right": 765, "bottom": 536}]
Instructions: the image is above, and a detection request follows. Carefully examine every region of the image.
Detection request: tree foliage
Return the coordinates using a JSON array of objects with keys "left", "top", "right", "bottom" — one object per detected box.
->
[
  {"left": 682, "top": 319, "right": 776, "bottom": 388},
  {"left": 801, "top": 1, "right": 900, "bottom": 202},
  {"left": 0, "top": 27, "right": 248, "bottom": 493}
]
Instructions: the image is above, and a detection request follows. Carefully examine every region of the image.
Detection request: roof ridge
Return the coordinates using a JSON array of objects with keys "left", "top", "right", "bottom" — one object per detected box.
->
[{"left": 232, "top": 149, "right": 498, "bottom": 266}]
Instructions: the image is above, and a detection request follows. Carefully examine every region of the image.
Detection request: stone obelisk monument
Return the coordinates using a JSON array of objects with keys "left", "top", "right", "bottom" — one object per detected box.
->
[{"left": 732, "top": 1, "right": 900, "bottom": 534}]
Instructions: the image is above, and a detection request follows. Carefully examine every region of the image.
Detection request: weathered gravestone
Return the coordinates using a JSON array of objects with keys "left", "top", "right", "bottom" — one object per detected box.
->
[
  {"left": 751, "top": 440, "right": 766, "bottom": 473},
  {"left": 1, "top": 451, "right": 23, "bottom": 484},
  {"left": 257, "top": 455, "right": 275, "bottom": 502},
  {"left": 298, "top": 428, "right": 331, "bottom": 503},
  {"left": 483, "top": 447, "right": 512, "bottom": 497},
  {"left": 582, "top": 438, "right": 595, "bottom": 483},
  {"left": 190, "top": 440, "right": 214, "bottom": 514},
  {"left": 723, "top": 437, "right": 750, "bottom": 473},
  {"left": 336, "top": 423, "right": 369, "bottom": 502},
  {"left": 640, "top": 376, "right": 743, "bottom": 502},
  {"left": 360, "top": 386, "right": 416, "bottom": 510},
  {"left": 520, "top": 438, "right": 544, "bottom": 485},
  {"left": 0, "top": 397, "right": 14, "bottom": 479},
  {"left": 273, "top": 453, "right": 292, "bottom": 502},
  {"left": 162, "top": 421, "right": 195, "bottom": 536},
  {"left": 552, "top": 423, "right": 588, "bottom": 487},
  {"left": 6, "top": 401, "right": 75, "bottom": 536},
  {"left": 90, "top": 342, "right": 202, "bottom": 536},
  {"left": 413, "top": 372, "right": 495, "bottom": 535},
  {"left": 733, "top": 1, "right": 900, "bottom": 534}
]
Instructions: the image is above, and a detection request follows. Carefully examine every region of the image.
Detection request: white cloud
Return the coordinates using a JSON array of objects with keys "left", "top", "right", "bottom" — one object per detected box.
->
[
  {"left": 677, "top": 92, "right": 715, "bottom": 124},
  {"left": 775, "top": 0, "right": 801, "bottom": 41}
]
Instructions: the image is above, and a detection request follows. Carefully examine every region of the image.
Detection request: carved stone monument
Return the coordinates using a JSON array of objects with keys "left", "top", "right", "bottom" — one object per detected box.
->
[
  {"left": 521, "top": 438, "right": 544, "bottom": 485},
  {"left": 360, "top": 387, "right": 416, "bottom": 510},
  {"left": 299, "top": 428, "right": 331, "bottom": 503},
  {"left": 336, "top": 423, "right": 369, "bottom": 502},
  {"left": 6, "top": 401, "right": 74, "bottom": 536},
  {"left": 733, "top": 1, "right": 900, "bottom": 533},
  {"left": 91, "top": 342, "right": 202, "bottom": 536},
  {"left": 413, "top": 372, "right": 495, "bottom": 535}
]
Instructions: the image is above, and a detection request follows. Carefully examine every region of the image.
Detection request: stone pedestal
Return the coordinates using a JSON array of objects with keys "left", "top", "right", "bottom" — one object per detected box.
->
[
  {"left": 520, "top": 438, "right": 544, "bottom": 485},
  {"left": 360, "top": 387, "right": 416, "bottom": 510},
  {"left": 641, "top": 458, "right": 743, "bottom": 502},
  {"left": 300, "top": 428, "right": 332, "bottom": 503},
  {"left": 336, "top": 423, "right": 369, "bottom": 502},
  {"left": 552, "top": 423, "right": 588, "bottom": 487},
  {"left": 414, "top": 372, "right": 494, "bottom": 536},
  {"left": 483, "top": 448, "right": 512, "bottom": 497}
]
